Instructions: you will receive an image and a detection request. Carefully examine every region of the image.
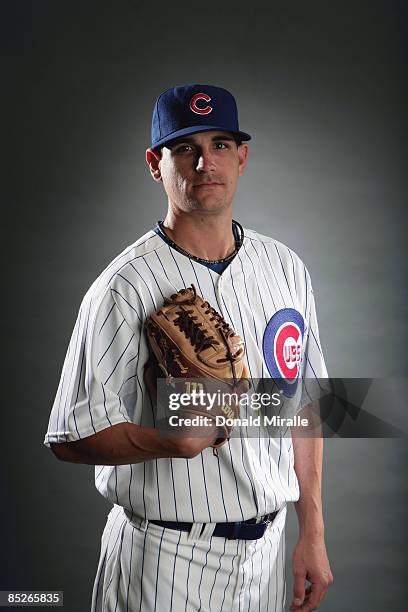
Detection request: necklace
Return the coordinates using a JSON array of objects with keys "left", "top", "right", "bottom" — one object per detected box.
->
[{"left": 157, "top": 220, "right": 244, "bottom": 265}]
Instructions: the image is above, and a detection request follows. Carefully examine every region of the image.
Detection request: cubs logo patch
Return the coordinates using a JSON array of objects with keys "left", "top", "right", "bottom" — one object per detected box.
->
[
  {"left": 189, "top": 93, "right": 213, "bottom": 115},
  {"left": 262, "top": 309, "right": 305, "bottom": 397}
]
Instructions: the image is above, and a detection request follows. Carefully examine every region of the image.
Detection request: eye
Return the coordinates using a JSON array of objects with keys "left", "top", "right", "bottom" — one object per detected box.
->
[
  {"left": 173, "top": 144, "right": 193, "bottom": 154},
  {"left": 215, "top": 142, "right": 229, "bottom": 149}
]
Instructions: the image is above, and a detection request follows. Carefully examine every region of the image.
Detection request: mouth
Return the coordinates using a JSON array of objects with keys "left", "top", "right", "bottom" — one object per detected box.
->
[{"left": 193, "top": 182, "right": 223, "bottom": 188}]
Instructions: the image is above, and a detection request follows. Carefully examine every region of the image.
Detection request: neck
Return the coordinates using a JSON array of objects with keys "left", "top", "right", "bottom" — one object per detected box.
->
[{"left": 162, "top": 209, "right": 237, "bottom": 261}]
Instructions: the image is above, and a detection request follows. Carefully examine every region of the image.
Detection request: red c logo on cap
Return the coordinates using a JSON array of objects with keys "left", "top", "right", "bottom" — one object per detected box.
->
[{"left": 190, "top": 93, "right": 213, "bottom": 115}]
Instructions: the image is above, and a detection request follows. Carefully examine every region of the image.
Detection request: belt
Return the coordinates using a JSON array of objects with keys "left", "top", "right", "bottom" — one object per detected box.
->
[{"left": 149, "top": 511, "right": 279, "bottom": 540}]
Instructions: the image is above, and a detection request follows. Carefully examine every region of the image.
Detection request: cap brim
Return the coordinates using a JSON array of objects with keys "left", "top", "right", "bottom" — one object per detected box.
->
[{"left": 151, "top": 125, "right": 251, "bottom": 150}]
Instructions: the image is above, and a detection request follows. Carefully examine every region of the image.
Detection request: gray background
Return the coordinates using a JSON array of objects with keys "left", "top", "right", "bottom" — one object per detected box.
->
[{"left": 2, "top": 1, "right": 407, "bottom": 610}]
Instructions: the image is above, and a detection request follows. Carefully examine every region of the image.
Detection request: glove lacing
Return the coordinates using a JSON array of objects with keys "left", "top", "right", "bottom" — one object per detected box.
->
[{"left": 168, "top": 285, "right": 243, "bottom": 385}]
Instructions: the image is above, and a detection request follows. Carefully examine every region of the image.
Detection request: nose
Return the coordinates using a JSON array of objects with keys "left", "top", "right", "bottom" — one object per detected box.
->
[{"left": 195, "top": 149, "right": 216, "bottom": 173}]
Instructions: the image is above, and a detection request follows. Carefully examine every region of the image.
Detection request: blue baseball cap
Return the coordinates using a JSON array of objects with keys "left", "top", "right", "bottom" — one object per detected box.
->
[{"left": 150, "top": 84, "right": 251, "bottom": 150}]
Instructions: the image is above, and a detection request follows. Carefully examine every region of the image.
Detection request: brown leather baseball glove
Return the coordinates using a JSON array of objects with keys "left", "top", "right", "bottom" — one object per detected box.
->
[{"left": 144, "top": 284, "right": 250, "bottom": 454}]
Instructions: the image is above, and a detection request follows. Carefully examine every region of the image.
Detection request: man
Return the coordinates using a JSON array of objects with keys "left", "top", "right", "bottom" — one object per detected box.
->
[{"left": 44, "top": 84, "right": 333, "bottom": 611}]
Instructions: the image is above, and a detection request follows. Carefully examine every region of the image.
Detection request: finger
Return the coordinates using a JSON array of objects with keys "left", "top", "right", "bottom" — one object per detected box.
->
[
  {"left": 291, "top": 571, "right": 306, "bottom": 608},
  {"left": 300, "top": 583, "right": 326, "bottom": 611}
]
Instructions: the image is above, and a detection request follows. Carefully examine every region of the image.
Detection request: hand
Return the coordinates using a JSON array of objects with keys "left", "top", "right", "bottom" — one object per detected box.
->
[
  {"left": 163, "top": 422, "right": 220, "bottom": 458},
  {"left": 290, "top": 534, "right": 333, "bottom": 611}
]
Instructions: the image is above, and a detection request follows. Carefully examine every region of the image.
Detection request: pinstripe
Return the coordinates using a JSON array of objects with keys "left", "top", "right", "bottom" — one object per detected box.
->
[
  {"left": 103, "top": 334, "right": 135, "bottom": 386},
  {"left": 200, "top": 454, "right": 213, "bottom": 522},
  {"left": 169, "top": 531, "right": 183, "bottom": 612},
  {"left": 114, "top": 466, "right": 119, "bottom": 504},
  {"left": 238, "top": 539, "right": 248, "bottom": 612},
  {"left": 113, "top": 524, "right": 125, "bottom": 612},
  {"left": 228, "top": 264, "right": 253, "bottom": 379},
  {"left": 154, "top": 461, "right": 163, "bottom": 520},
  {"left": 287, "top": 246, "right": 298, "bottom": 299},
  {"left": 103, "top": 519, "right": 127, "bottom": 609},
  {"left": 137, "top": 529, "right": 148, "bottom": 612},
  {"left": 261, "top": 242, "right": 286, "bottom": 306},
  {"left": 206, "top": 266, "right": 224, "bottom": 313},
  {"left": 124, "top": 353, "right": 137, "bottom": 368},
  {"left": 126, "top": 525, "right": 134, "bottom": 612},
  {"left": 154, "top": 250, "right": 178, "bottom": 291},
  {"left": 258, "top": 541, "right": 264, "bottom": 612},
  {"left": 101, "top": 384, "right": 113, "bottom": 426},
  {"left": 301, "top": 374, "right": 315, "bottom": 405},
  {"left": 208, "top": 539, "right": 226, "bottom": 610},
  {"left": 274, "top": 243, "right": 295, "bottom": 307},
  {"left": 169, "top": 460, "right": 179, "bottom": 522},
  {"left": 117, "top": 396, "right": 131, "bottom": 423},
  {"left": 247, "top": 552, "right": 253, "bottom": 612},
  {"left": 274, "top": 527, "right": 280, "bottom": 612},
  {"left": 153, "top": 528, "right": 166, "bottom": 612},
  {"left": 84, "top": 297, "right": 99, "bottom": 435},
  {"left": 281, "top": 525, "right": 286, "bottom": 611},
  {"left": 128, "top": 465, "right": 134, "bottom": 517},
  {"left": 97, "top": 318, "right": 125, "bottom": 366},
  {"left": 264, "top": 437, "right": 279, "bottom": 509},
  {"left": 225, "top": 442, "right": 245, "bottom": 520},
  {"left": 247, "top": 238, "right": 277, "bottom": 310},
  {"left": 117, "top": 370, "right": 139, "bottom": 396},
  {"left": 241, "top": 242, "right": 268, "bottom": 323},
  {"left": 110, "top": 289, "right": 143, "bottom": 323},
  {"left": 186, "top": 458, "right": 196, "bottom": 522},
  {"left": 189, "top": 259, "right": 205, "bottom": 296},
  {"left": 219, "top": 541, "right": 240, "bottom": 612},
  {"left": 168, "top": 246, "right": 186, "bottom": 287},
  {"left": 310, "top": 326, "right": 324, "bottom": 356},
  {"left": 275, "top": 524, "right": 279, "bottom": 612},
  {"left": 303, "top": 264, "right": 309, "bottom": 321},
  {"left": 142, "top": 256, "right": 165, "bottom": 298},
  {"left": 237, "top": 250, "right": 264, "bottom": 378},
  {"left": 99, "top": 301, "right": 116, "bottom": 335},
  {"left": 219, "top": 286, "right": 238, "bottom": 332},
  {"left": 197, "top": 542, "right": 213, "bottom": 612},
  {"left": 141, "top": 463, "right": 147, "bottom": 519},
  {"left": 128, "top": 263, "right": 158, "bottom": 309}
]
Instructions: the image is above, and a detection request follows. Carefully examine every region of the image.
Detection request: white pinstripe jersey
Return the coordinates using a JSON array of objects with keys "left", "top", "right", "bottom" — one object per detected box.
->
[{"left": 44, "top": 226, "right": 328, "bottom": 523}]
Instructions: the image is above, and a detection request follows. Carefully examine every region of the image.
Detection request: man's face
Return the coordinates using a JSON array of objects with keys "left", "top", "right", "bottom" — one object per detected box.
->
[{"left": 147, "top": 130, "right": 248, "bottom": 214}]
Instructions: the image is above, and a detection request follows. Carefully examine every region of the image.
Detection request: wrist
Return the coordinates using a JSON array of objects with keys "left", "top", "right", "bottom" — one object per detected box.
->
[
  {"left": 294, "top": 503, "right": 325, "bottom": 539},
  {"left": 297, "top": 515, "right": 325, "bottom": 539}
]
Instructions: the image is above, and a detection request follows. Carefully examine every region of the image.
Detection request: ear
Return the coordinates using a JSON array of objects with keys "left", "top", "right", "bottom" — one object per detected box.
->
[
  {"left": 146, "top": 148, "right": 162, "bottom": 182},
  {"left": 237, "top": 143, "right": 248, "bottom": 177}
]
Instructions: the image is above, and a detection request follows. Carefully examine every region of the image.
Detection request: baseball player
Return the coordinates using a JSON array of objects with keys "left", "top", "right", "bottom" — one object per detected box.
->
[{"left": 44, "top": 84, "right": 333, "bottom": 611}]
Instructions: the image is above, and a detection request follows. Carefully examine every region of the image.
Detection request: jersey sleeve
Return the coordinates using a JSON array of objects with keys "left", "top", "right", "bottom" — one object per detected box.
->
[
  {"left": 43, "top": 286, "right": 141, "bottom": 448},
  {"left": 300, "top": 272, "right": 329, "bottom": 407}
]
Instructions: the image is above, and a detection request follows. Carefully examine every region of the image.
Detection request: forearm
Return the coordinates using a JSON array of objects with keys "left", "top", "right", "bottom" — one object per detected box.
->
[
  {"left": 50, "top": 422, "right": 189, "bottom": 465},
  {"left": 291, "top": 431, "right": 324, "bottom": 537}
]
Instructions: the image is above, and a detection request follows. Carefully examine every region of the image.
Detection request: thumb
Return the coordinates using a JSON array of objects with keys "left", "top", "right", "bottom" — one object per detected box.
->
[{"left": 292, "top": 571, "right": 306, "bottom": 607}]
